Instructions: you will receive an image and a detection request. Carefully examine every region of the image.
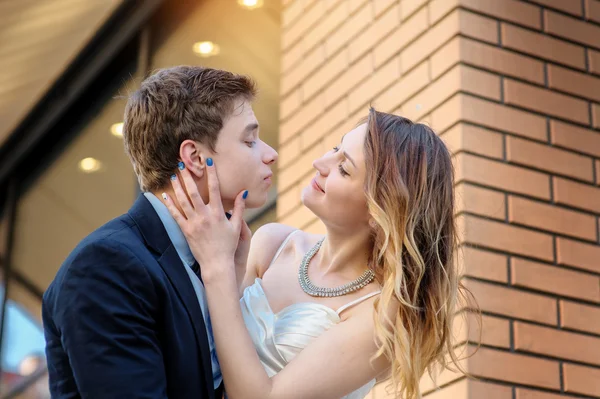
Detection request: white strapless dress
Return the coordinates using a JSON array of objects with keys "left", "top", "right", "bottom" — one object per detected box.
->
[{"left": 240, "top": 277, "right": 378, "bottom": 399}]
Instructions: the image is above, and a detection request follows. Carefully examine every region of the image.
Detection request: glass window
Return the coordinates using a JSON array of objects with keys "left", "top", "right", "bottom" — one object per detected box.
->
[
  {"left": 11, "top": 66, "right": 138, "bottom": 293},
  {"left": 0, "top": 279, "right": 48, "bottom": 398}
]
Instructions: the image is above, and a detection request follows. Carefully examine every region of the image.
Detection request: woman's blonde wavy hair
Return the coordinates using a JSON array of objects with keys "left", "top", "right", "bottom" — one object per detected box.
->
[{"left": 363, "top": 108, "right": 475, "bottom": 398}]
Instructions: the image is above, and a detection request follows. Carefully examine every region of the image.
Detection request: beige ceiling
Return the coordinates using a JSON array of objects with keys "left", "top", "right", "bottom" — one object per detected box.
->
[
  {"left": 0, "top": 0, "right": 124, "bottom": 148},
  {"left": 6, "top": 0, "right": 282, "bottom": 309}
]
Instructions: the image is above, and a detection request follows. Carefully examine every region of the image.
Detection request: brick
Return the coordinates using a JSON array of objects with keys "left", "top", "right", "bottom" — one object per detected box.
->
[
  {"left": 277, "top": 184, "right": 301, "bottom": 218},
  {"left": 280, "top": 93, "right": 325, "bottom": 143},
  {"left": 587, "top": 0, "right": 600, "bottom": 23},
  {"left": 556, "top": 237, "right": 600, "bottom": 274},
  {"left": 401, "top": 64, "right": 500, "bottom": 122},
  {"left": 278, "top": 142, "right": 324, "bottom": 192},
  {"left": 282, "top": 0, "right": 304, "bottom": 28},
  {"left": 508, "top": 196, "right": 597, "bottom": 241},
  {"left": 428, "top": 0, "right": 458, "bottom": 24},
  {"left": 278, "top": 136, "right": 301, "bottom": 168},
  {"left": 456, "top": 312, "right": 511, "bottom": 348},
  {"left": 459, "top": 246, "right": 508, "bottom": 283},
  {"left": 434, "top": 94, "right": 548, "bottom": 142},
  {"left": 460, "top": 215, "right": 554, "bottom": 262},
  {"left": 325, "top": 2, "right": 372, "bottom": 57},
  {"left": 527, "top": 0, "right": 582, "bottom": 16},
  {"left": 282, "top": 2, "right": 325, "bottom": 52},
  {"left": 550, "top": 120, "right": 600, "bottom": 158},
  {"left": 593, "top": 103, "right": 600, "bottom": 129},
  {"left": 511, "top": 258, "right": 600, "bottom": 301},
  {"left": 400, "top": 0, "right": 426, "bottom": 20},
  {"left": 281, "top": 89, "right": 302, "bottom": 121},
  {"left": 400, "top": 9, "right": 498, "bottom": 73},
  {"left": 281, "top": 44, "right": 326, "bottom": 96},
  {"left": 349, "top": 4, "right": 399, "bottom": 63},
  {"left": 348, "top": 56, "right": 400, "bottom": 113},
  {"left": 374, "top": 6, "right": 428, "bottom": 68},
  {"left": 324, "top": 54, "right": 372, "bottom": 108},
  {"left": 507, "top": 136, "right": 594, "bottom": 182},
  {"left": 456, "top": 183, "right": 505, "bottom": 220},
  {"left": 282, "top": 41, "right": 304, "bottom": 73},
  {"left": 564, "top": 363, "right": 600, "bottom": 397},
  {"left": 373, "top": 0, "right": 395, "bottom": 17},
  {"left": 561, "top": 300, "right": 600, "bottom": 335},
  {"left": 455, "top": 153, "right": 551, "bottom": 200},
  {"left": 516, "top": 389, "right": 576, "bottom": 399},
  {"left": 469, "top": 347, "right": 560, "bottom": 389},
  {"left": 545, "top": 9, "right": 600, "bottom": 49},
  {"left": 504, "top": 79, "right": 589, "bottom": 125},
  {"left": 548, "top": 64, "right": 600, "bottom": 102},
  {"left": 279, "top": 202, "right": 317, "bottom": 229},
  {"left": 303, "top": 0, "right": 348, "bottom": 52},
  {"left": 459, "top": 0, "right": 541, "bottom": 29},
  {"left": 554, "top": 177, "right": 600, "bottom": 213},
  {"left": 515, "top": 322, "right": 600, "bottom": 367},
  {"left": 501, "top": 23, "right": 586, "bottom": 70},
  {"left": 304, "top": 218, "right": 326, "bottom": 234},
  {"left": 459, "top": 37, "right": 544, "bottom": 84},
  {"left": 589, "top": 49, "right": 600, "bottom": 75},
  {"left": 302, "top": 47, "right": 347, "bottom": 101},
  {"left": 301, "top": 98, "right": 348, "bottom": 149},
  {"left": 441, "top": 123, "right": 504, "bottom": 159},
  {"left": 375, "top": 60, "right": 429, "bottom": 113}
]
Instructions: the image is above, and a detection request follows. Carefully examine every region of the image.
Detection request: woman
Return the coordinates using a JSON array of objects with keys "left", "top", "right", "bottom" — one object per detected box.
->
[{"left": 164, "top": 108, "right": 471, "bottom": 399}]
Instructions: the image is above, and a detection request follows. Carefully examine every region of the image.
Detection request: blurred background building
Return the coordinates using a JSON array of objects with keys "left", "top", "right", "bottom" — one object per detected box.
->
[{"left": 0, "top": 0, "right": 599, "bottom": 398}]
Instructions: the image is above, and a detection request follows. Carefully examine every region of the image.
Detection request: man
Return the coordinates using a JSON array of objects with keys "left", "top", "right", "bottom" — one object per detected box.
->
[{"left": 42, "top": 66, "right": 278, "bottom": 398}]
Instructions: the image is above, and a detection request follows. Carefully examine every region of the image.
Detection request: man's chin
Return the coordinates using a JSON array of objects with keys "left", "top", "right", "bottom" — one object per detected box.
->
[{"left": 244, "top": 193, "right": 268, "bottom": 209}]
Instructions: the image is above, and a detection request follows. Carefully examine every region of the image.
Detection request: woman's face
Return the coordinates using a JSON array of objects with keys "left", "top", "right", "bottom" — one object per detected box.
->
[{"left": 301, "top": 123, "right": 370, "bottom": 229}]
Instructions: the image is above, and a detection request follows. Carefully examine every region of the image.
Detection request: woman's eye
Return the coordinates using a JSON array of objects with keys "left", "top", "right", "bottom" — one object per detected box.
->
[
  {"left": 333, "top": 146, "right": 340, "bottom": 152},
  {"left": 338, "top": 164, "right": 349, "bottom": 177}
]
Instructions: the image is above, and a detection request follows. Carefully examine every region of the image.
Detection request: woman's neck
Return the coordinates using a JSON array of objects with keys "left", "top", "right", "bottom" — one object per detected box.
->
[{"left": 316, "top": 226, "right": 372, "bottom": 277}]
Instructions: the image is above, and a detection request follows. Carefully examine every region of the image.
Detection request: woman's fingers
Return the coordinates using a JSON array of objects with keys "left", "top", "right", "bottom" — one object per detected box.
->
[
  {"left": 205, "top": 158, "right": 225, "bottom": 214},
  {"left": 169, "top": 170, "right": 196, "bottom": 220},
  {"left": 162, "top": 192, "right": 187, "bottom": 225},
  {"left": 178, "top": 162, "right": 207, "bottom": 213},
  {"left": 229, "top": 190, "right": 248, "bottom": 235}
]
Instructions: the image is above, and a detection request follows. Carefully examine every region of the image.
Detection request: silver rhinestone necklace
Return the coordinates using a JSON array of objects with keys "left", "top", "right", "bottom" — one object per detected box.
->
[{"left": 298, "top": 238, "right": 375, "bottom": 297}]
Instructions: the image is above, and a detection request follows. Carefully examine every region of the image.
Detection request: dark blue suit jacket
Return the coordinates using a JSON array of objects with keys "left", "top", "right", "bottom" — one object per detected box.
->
[{"left": 42, "top": 195, "right": 216, "bottom": 398}]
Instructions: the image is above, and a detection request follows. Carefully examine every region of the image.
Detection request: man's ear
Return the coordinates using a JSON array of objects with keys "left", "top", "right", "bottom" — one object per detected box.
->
[{"left": 180, "top": 139, "right": 208, "bottom": 179}]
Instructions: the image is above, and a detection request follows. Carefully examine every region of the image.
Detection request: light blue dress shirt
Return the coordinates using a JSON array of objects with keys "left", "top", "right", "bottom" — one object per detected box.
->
[{"left": 144, "top": 192, "right": 223, "bottom": 389}]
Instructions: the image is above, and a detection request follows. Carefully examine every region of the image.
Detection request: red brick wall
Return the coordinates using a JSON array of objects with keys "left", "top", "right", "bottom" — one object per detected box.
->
[{"left": 279, "top": 0, "right": 600, "bottom": 397}]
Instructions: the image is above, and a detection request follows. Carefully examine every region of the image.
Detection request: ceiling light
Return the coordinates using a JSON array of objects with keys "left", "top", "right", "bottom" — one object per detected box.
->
[
  {"left": 193, "top": 41, "right": 220, "bottom": 57},
  {"left": 110, "top": 122, "right": 123, "bottom": 137},
  {"left": 79, "top": 157, "right": 102, "bottom": 173},
  {"left": 238, "top": 0, "right": 263, "bottom": 9}
]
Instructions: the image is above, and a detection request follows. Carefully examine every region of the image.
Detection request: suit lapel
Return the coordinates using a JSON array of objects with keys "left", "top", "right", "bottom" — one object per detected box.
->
[{"left": 128, "top": 195, "right": 215, "bottom": 398}]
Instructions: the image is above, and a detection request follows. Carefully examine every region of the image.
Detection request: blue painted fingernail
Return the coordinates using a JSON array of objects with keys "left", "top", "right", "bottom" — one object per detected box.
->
[
  {"left": 243, "top": 190, "right": 249, "bottom": 199},
  {"left": 207, "top": 158, "right": 213, "bottom": 167},
  {"left": 162, "top": 193, "right": 167, "bottom": 200},
  {"left": 170, "top": 174, "right": 176, "bottom": 180},
  {"left": 178, "top": 162, "right": 185, "bottom": 170}
]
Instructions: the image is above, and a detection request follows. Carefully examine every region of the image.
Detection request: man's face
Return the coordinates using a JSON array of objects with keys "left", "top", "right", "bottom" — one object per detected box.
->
[{"left": 209, "top": 99, "right": 277, "bottom": 210}]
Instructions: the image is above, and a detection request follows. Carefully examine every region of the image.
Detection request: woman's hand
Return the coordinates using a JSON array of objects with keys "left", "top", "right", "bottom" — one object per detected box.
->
[{"left": 163, "top": 158, "right": 247, "bottom": 282}]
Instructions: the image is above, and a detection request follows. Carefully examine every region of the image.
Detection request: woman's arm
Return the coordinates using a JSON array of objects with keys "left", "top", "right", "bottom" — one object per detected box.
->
[
  {"left": 163, "top": 161, "right": 388, "bottom": 399},
  {"left": 204, "top": 263, "right": 386, "bottom": 399}
]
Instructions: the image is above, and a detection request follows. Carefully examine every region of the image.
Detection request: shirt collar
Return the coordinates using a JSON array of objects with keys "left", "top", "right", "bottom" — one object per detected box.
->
[{"left": 143, "top": 192, "right": 195, "bottom": 267}]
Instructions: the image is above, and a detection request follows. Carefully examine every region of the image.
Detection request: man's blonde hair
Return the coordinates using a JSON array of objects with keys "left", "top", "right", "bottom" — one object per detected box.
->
[{"left": 123, "top": 66, "right": 256, "bottom": 191}]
